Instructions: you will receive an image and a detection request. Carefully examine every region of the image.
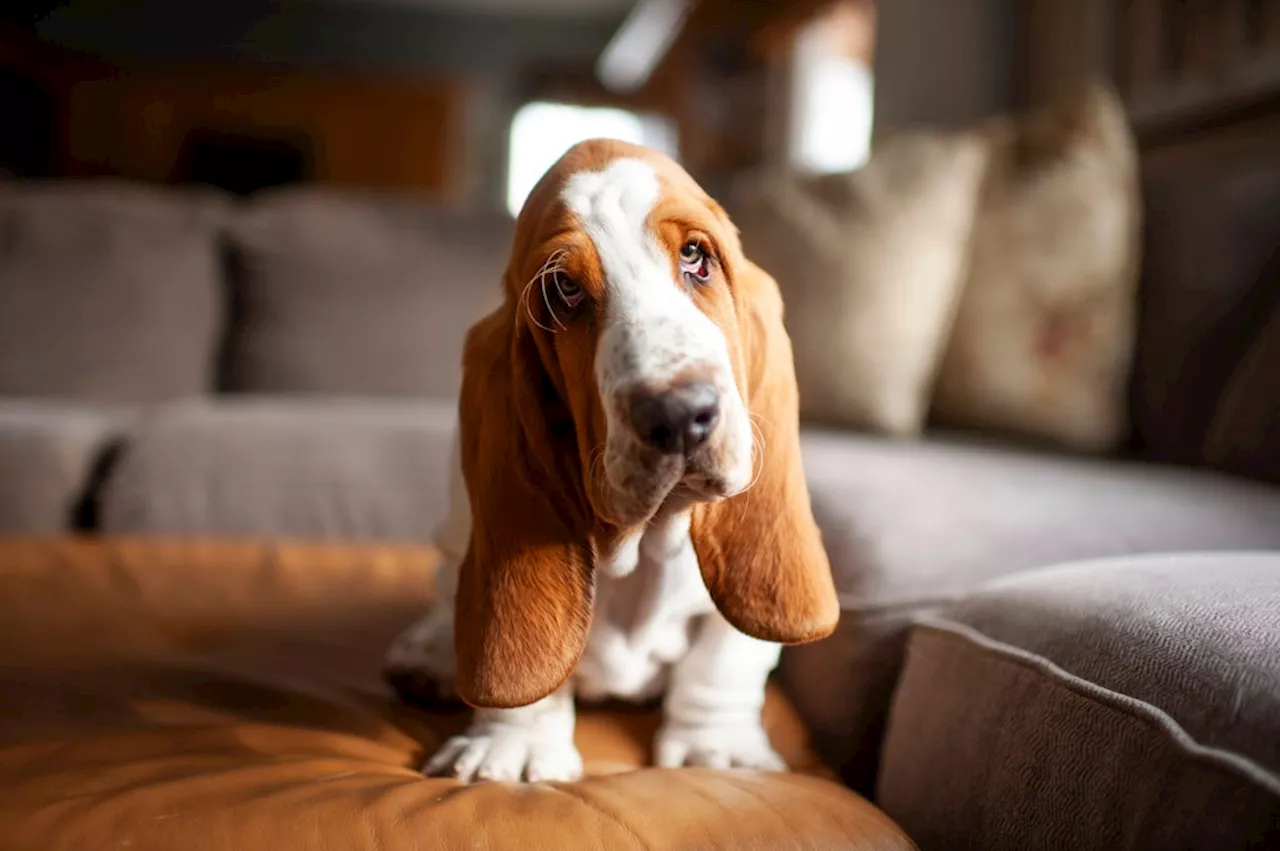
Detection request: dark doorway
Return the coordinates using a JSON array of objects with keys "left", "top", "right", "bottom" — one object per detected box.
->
[
  {"left": 174, "top": 129, "right": 311, "bottom": 195},
  {"left": 0, "top": 70, "right": 53, "bottom": 177}
]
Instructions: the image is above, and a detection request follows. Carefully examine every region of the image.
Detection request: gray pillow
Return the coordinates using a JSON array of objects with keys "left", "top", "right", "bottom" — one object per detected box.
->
[
  {"left": 0, "top": 180, "right": 228, "bottom": 403},
  {"left": 223, "top": 188, "right": 512, "bottom": 400}
]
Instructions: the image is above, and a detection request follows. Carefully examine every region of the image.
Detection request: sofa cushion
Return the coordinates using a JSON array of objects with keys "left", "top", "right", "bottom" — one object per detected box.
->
[
  {"left": 781, "top": 430, "right": 1280, "bottom": 793},
  {"left": 731, "top": 129, "right": 989, "bottom": 436},
  {"left": 0, "top": 180, "right": 227, "bottom": 403},
  {"left": 0, "top": 539, "right": 915, "bottom": 851},
  {"left": 0, "top": 401, "right": 131, "bottom": 534},
  {"left": 878, "top": 553, "right": 1280, "bottom": 850},
  {"left": 99, "top": 399, "right": 457, "bottom": 542},
  {"left": 224, "top": 188, "right": 511, "bottom": 399},
  {"left": 932, "top": 83, "right": 1141, "bottom": 452}
]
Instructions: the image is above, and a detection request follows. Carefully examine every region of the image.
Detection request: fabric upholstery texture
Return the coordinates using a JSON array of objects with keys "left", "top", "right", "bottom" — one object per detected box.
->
[
  {"left": 0, "top": 401, "right": 130, "bottom": 533},
  {"left": 0, "top": 180, "right": 227, "bottom": 403},
  {"left": 1206, "top": 296, "right": 1280, "bottom": 484},
  {"left": 1131, "top": 131, "right": 1280, "bottom": 467},
  {"left": 99, "top": 398, "right": 458, "bottom": 543},
  {"left": 933, "top": 83, "right": 1141, "bottom": 452},
  {"left": 224, "top": 187, "right": 512, "bottom": 399},
  {"left": 878, "top": 553, "right": 1280, "bottom": 851},
  {"left": 731, "top": 130, "right": 988, "bottom": 436},
  {"left": 0, "top": 539, "right": 915, "bottom": 851},
  {"left": 781, "top": 430, "right": 1280, "bottom": 793}
]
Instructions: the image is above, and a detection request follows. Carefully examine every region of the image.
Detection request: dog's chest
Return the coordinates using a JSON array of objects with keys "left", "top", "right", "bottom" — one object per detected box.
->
[{"left": 572, "top": 523, "right": 714, "bottom": 702}]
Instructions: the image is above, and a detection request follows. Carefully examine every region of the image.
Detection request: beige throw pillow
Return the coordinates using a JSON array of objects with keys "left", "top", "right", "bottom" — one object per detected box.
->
[
  {"left": 731, "top": 131, "right": 990, "bottom": 436},
  {"left": 932, "top": 83, "right": 1141, "bottom": 452}
]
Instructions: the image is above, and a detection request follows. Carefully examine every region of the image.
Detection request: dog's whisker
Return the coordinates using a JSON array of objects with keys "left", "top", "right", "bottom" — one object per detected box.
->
[
  {"left": 588, "top": 445, "right": 608, "bottom": 508},
  {"left": 521, "top": 250, "right": 570, "bottom": 334},
  {"left": 738, "top": 416, "right": 768, "bottom": 523},
  {"left": 538, "top": 259, "right": 569, "bottom": 333},
  {"left": 521, "top": 277, "right": 556, "bottom": 333},
  {"left": 746, "top": 416, "right": 767, "bottom": 492},
  {"left": 587, "top": 444, "right": 604, "bottom": 482}
]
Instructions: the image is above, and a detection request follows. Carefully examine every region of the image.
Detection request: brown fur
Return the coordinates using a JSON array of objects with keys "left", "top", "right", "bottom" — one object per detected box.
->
[{"left": 454, "top": 139, "right": 839, "bottom": 709}]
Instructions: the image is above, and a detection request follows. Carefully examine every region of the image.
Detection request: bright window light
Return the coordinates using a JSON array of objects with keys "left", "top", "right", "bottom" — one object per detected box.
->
[
  {"left": 597, "top": 0, "right": 692, "bottom": 94},
  {"left": 506, "top": 101, "right": 676, "bottom": 217},
  {"left": 787, "top": 14, "right": 875, "bottom": 175}
]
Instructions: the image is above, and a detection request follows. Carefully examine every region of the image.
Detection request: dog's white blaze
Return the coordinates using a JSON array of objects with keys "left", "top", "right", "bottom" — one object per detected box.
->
[
  {"left": 563, "top": 159, "right": 725, "bottom": 394},
  {"left": 561, "top": 158, "right": 753, "bottom": 499}
]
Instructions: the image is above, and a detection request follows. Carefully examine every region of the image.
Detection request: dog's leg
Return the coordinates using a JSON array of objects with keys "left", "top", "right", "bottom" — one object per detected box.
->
[
  {"left": 655, "top": 612, "right": 786, "bottom": 771},
  {"left": 425, "top": 685, "right": 582, "bottom": 783},
  {"left": 385, "top": 569, "right": 583, "bottom": 783},
  {"left": 388, "top": 424, "right": 582, "bottom": 782}
]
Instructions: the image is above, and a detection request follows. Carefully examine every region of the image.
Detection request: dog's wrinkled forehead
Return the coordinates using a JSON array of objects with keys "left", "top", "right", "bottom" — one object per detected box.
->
[
  {"left": 562, "top": 158, "right": 660, "bottom": 239},
  {"left": 506, "top": 140, "right": 726, "bottom": 287}
]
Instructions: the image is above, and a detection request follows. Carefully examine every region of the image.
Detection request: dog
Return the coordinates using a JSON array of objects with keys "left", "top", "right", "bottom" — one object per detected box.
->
[{"left": 385, "top": 138, "right": 838, "bottom": 783}]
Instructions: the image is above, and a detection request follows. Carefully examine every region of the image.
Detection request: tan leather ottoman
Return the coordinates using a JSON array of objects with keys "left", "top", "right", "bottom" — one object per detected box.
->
[{"left": 0, "top": 539, "right": 913, "bottom": 851}]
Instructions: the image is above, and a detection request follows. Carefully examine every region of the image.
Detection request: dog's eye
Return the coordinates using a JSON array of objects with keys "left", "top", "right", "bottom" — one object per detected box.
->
[
  {"left": 554, "top": 273, "right": 585, "bottom": 308},
  {"left": 679, "top": 241, "right": 712, "bottom": 284}
]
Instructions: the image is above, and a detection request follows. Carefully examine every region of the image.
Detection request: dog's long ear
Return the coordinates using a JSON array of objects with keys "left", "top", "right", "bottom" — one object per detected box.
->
[
  {"left": 690, "top": 255, "right": 839, "bottom": 645},
  {"left": 453, "top": 305, "right": 596, "bottom": 709}
]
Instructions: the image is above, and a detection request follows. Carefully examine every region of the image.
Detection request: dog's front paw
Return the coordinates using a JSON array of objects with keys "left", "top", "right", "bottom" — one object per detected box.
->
[
  {"left": 425, "top": 727, "right": 584, "bottom": 783},
  {"left": 654, "top": 724, "right": 787, "bottom": 772}
]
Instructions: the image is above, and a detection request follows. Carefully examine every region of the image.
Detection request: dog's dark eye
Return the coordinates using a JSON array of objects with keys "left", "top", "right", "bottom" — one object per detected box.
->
[
  {"left": 679, "top": 241, "right": 711, "bottom": 284},
  {"left": 555, "top": 274, "right": 585, "bottom": 308}
]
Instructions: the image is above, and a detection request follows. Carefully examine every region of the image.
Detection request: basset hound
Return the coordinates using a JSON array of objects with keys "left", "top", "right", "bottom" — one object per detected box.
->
[{"left": 385, "top": 138, "right": 839, "bottom": 782}]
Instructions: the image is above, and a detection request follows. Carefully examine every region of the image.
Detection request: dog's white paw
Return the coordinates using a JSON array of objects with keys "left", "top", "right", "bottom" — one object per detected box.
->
[
  {"left": 425, "top": 727, "right": 584, "bottom": 783},
  {"left": 654, "top": 724, "right": 787, "bottom": 772}
]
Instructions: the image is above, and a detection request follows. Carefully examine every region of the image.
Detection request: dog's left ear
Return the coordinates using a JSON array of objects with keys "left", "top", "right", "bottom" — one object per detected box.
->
[{"left": 689, "top": 246, "right": 840, "bottom": 645}]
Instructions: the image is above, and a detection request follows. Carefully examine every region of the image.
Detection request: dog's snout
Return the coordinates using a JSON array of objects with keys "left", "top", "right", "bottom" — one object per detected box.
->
[{"left": 629, "top": 382, "right": 721, "bottom": 455}]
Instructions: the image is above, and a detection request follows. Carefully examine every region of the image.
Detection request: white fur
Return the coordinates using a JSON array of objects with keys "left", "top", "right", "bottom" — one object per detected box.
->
[{"left": 385, "top": 159, "right": 782, "bottom": 782}]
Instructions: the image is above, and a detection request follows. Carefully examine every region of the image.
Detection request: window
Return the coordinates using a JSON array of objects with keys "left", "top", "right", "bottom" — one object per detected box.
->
[
  {"left": 506, "top": 100, "right": 677, "bottom": 217},
  {"left": 786, "top": 0, "right": 876, "bottom": 175}
]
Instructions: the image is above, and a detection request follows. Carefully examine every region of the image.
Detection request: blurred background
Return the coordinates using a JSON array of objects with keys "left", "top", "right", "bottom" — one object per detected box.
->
[
  {"left": 9, "top": 0, "right": 1275, "bottom": 205},
  {"left": 2, "top": 0, "right": 888, "bottom": 205}
]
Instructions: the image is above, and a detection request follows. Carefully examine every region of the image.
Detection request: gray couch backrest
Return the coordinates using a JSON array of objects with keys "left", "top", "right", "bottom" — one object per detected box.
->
[
  {"left": 0, "top": 180, "right": 515, "bottom": 405},
  {"left": 222, "top": 186, "right": 513, "bottom": 400}
]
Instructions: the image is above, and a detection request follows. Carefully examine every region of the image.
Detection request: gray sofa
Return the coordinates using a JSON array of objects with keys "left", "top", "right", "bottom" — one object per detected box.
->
[{"left": 2, "top": 133, "right": 1278, "bottom": 848}]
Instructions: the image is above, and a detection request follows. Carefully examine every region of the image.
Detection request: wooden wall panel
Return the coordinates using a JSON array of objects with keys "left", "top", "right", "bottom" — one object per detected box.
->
[
  {"left": 59, "top": 64, "right": 466, "bottom": 196},
  {"left": 1025, "top": 0, "right": 1280, "bottom": 144}
]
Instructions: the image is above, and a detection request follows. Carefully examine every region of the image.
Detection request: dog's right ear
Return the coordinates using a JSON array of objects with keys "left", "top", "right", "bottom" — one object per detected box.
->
[{"left": 452, "top": 305, "right": 597, "bottom": 709}]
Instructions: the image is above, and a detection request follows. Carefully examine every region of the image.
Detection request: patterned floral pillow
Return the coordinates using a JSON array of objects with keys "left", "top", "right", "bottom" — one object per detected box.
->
[{"left": 931, "top": 83, "right": 1142, "bottom": 452}]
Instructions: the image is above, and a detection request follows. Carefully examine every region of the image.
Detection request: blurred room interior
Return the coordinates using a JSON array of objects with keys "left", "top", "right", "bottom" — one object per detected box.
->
[
  {"left": 7, "top": 0, "right": 1277, "bottom": 205},
  {"left": 2, "top": 0, "right": 887, "bottom": 206}
]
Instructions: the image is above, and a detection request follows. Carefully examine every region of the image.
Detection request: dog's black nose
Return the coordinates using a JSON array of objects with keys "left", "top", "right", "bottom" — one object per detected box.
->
[{"left": 630, "top": 382, "right": 721, "bottom": 455}]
